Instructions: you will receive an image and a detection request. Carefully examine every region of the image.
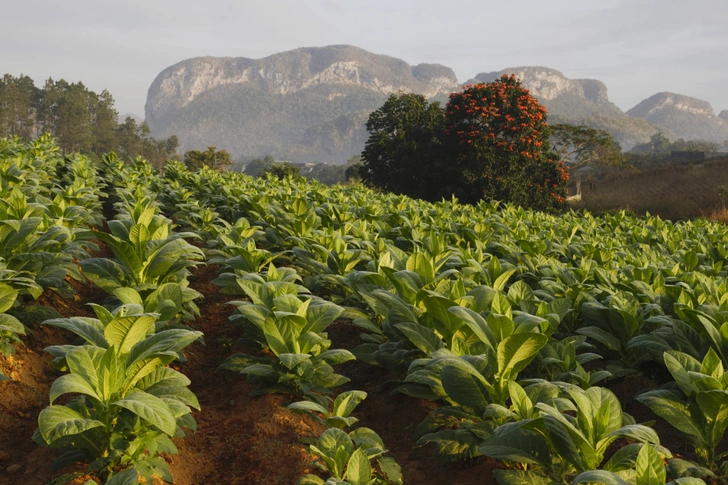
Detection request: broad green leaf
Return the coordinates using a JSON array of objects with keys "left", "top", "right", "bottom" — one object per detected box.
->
[
  {"left": 441, "top": 361, "right": 491, "bottom": 415},
  {"left": 106, "top": 468, "right": 140, "bottom": 485},
  {"left": 333, "top": 390, "right": 368, "bottom": 418},
  {"left": 571, "top": 470, "right": 630, "bottom": 485},
  {"left": 395, "top": 322, "right": 444, "bottom": 355},
  {"left": 105, "top": 315, "right": 156, "bottom": 356},
  {"left": 345, "top": 447, "right": 372, "bottom": 485},
  {"left": 636, "top": 443, "right": 666, "bottom": 485},
  {"left": 49, "top": 374, "right": 100, "bottom": 404},
  {"left": 636, "top": 390, "right": 703, "bottom": 444},
  {"left": 497, "top": 333, "right": 548, "bottom": 379},
  {"left": 112, "top": 390, "right": 177, "bottom": 436},
  {"left": 37, "top": 406, "right": 105, "bottom": 445}
]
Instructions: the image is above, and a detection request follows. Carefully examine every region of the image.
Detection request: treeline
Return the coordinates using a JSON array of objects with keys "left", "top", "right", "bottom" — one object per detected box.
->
[{"left": 0, "top": 74, "right": 178, "bottom": 166}]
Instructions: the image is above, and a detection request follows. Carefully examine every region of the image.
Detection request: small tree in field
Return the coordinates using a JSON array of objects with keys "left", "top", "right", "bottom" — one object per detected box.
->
[
  {"left": 445, "top": 75, "right": 568, "bottom": 210},
  {"left": 360, "top": 92, "right": 449, "bottom": 201},
  {"left": 183, "top": 146, "right": 231, "bottom": 172},
  {"left": 264, "top": 162, "right": 301, "bottom": 180}
]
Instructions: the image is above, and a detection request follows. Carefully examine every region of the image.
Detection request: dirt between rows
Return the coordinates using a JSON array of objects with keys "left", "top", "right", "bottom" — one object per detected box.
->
[{"left": 0, "top": 264, "right": 705, "bottom": 485}]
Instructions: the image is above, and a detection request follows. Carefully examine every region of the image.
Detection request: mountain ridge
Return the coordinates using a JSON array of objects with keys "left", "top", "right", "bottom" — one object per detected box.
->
[{"left": 145, "top": 45, "right": 727, "bottom": 163}]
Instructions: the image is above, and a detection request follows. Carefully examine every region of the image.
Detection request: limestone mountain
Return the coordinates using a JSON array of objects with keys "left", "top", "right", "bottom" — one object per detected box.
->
[
  {"left": 145, "top": 45, "right": 458, "bottom": 162},
  {"left": 627, "top": 92, "right": 728, "bottom": 142},
  {"left": 146, "top": 48, "right": 726, "bottom": 162},
  {"left": 473, "top": 67, "right": 659, "bottom": 150}
]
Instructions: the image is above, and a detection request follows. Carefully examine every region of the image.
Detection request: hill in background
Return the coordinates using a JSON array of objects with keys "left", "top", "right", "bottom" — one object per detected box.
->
[
  {"left": 145, "top": 46, "right": 728, "bottom": 163},
  {"left": 145, "top": 45, "right": 457, "bottom": 163}
]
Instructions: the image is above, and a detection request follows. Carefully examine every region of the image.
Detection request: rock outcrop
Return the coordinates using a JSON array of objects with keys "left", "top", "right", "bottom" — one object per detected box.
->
[
  {"left": 627, "top": 93, "right": 728, "bottom": 142},
  {"left": 145, "top": 45, "right": 457, "bottom": 161}
]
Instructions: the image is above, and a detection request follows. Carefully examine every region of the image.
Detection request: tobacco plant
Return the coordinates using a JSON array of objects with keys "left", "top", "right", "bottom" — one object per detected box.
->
[{"left": 35, "top": 305, "right": 202, "bottom": 482}]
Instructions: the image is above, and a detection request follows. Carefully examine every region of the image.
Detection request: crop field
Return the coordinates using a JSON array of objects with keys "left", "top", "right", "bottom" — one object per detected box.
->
[{"left": 2, "top": 135, "right": 728, "bottom": 484}]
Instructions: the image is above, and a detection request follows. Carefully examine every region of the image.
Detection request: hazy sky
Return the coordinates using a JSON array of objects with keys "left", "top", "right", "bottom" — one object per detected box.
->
[{"left": 2, "top": 0, "right": 727, "bottom": 117}]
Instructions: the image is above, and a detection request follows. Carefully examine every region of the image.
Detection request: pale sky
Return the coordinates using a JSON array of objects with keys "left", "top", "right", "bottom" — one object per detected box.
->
[{"left": 2, "top": 0, "right": 727, "bottom": 117}]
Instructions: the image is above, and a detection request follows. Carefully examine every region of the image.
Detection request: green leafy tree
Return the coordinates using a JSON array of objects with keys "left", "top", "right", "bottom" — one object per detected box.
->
[
  {"left": 90, "top": 90, "right": 118, "bottom": 155},
  {"left": 550, "top": 123, "right": 624, "bottom": 169},
  {"left": 243, "top": 155, "right": 275, "bottom": 176},
  {"left": 445, "top": 75, "right": 568, "bottom": 209},
  {"left": 631, "top": 132, "right": 672, "bottom": 155},
  {"left": 183, "top": 146, "right": 231, "bottom": 172},
  {"left": 360, "top": 92, "right": 448, "bottom": 201},
  {"left": 0, "top": 74, "right": 38, "bottom": 139},
  {"left": 265, "top": 162, "right": 301, "bottom": 179},
  {"left": 115, "top": 117, "right": 147, "bottom": 161}
]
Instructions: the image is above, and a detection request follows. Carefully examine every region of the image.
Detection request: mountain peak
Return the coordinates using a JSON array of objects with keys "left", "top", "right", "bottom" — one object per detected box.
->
[
  {"left": 627, "top": 92, "right": 715, "bottom": 118},
  {"left": 146, "top": 45, "right": 457, "bottom": 131},
  {"left": 627, "top": 93, "right": 727, "bottom": 141},
  {"left": 145, "top": 45, "right": 458, "bottom": 161}
]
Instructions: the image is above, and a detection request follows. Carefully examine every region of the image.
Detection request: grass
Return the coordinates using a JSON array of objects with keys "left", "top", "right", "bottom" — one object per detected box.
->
[{"left": 570, "top": 157, "right": 728, "bottom": 221}]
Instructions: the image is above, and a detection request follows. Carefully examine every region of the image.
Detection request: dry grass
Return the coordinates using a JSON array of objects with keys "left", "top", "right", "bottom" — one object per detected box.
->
[
  {"left": 705, "top": 205, "right": 728, "bottom": 224},
  {"left": 571, "top": 158, "right": 728, "bottom": 221}
]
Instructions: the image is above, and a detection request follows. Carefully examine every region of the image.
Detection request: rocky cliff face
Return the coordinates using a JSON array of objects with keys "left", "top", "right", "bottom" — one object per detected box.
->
[
  {"left": 145, "top": 46, "right": 726, "bottom": 162},
  {"left": 145, "top": 45, "right": 458, "bottom": 161},
  {"left": 627, "top": 93, "right": 728, "bottom": 142},
  {"left": 474, "top": 67, "right": 625, "bottom": 119},
  {"left": 472, "top": 67, "right": 656, "bottom": 150}
]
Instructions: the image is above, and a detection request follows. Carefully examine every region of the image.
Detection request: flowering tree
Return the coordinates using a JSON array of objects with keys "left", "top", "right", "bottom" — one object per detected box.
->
[
  {"left": 445, "top": 75, "right": 568, "bottom": 210},
  {"left": 361, "top": 75, "right": 568, "bottom": 211}
]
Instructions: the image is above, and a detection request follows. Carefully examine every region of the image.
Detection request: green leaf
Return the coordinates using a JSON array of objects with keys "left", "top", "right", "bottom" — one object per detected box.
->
[
  {"left": 571, "top": 470, "right": 630, "bottom": 485},
  {"left": 493, "top": 469, "right": 556, "bottom": 485},
  {"left": 112, "top": 390, "right": 177, "bottom": 436},
  {"left": 37, "top": 406, "right": 105, "bottom": 445},
  {"left": 508, "top": 380, "right": 534, "bottom": 418},
  {"left": 695, "top": 390, "right": 728, "bottom": 449},
  {"left": 395, "top": 322, "right": 444, "bottom": 355},
  {"left": 105, "top": 315, "right": 156, "bottom": 356},
  {"left": 296, "top": 475, "right": 326, "bottom": 485},
  {"left": 43, "top": 317, "right": 106, "bottom": 347},
  {"left": 378, "top": 456, "right": 402, "bottom": 484},
  {"left": 0, "top": 284, "right": 19, "bottom": 314},
  {"left": 407, "top": 253, "right": 435, "bottom": 283},
  {"left": 636, "top": 443, "right": 666, "bottom": 485},
  {"left": 279, "top": 353, "right": 311, "bottom": 370},
  {"left": 479, "top": 421, "right": 551, "bottom": 468},
  {"left": 416, "top": 429, "right": 482, "bottom": 458},
  {"left": 112, "top": 287, "right": 143, "bottom": 306},
  {"left": 49, "top": 374, "right": 100, "bottom": 404},
  {"left": 576, "top": 326, "right": 622, "bottom": 351},
  {"left": 497, "top": 333, "right": 548, "bottom": 380},
  {"left": 305, "top": 301, "right": 344, "bottom": 334},
  {"left": 449, "top": 306, "right": 497, "bottom": 350},
  {"left": 79, "top": 258, "right": 129, "bottom": 292},
  {"left": 106, "top": 468, "right": 140, "bottom": 485},
  {"left": 493, "top": 269, "right": 516, "bottom": 292},
  {"left": 0, "top": 314, "right": 24, "bottom": 335},
  {"left": 333, "top": 390, "right": 368, "bottom": 418},
  {"left": 441, "top": 360, "right": 491, "bottom": 415},
  {"left": 345, "top": 447, "right": 372, "bottom": 485},
  {"left": 636, "top": 390, "right": 703, "bottom": 445}
]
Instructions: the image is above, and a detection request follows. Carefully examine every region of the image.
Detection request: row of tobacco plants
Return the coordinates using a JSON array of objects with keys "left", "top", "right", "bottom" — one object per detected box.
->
[
  {"left": 4, "top": 134, "right": 728, "bottom": 484},
  {"left": 1, "top": 137, "right": 205, "bottom": 484}
]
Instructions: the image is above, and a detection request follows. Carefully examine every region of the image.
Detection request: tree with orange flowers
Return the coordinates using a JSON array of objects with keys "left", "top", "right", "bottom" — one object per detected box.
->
[{"left": 445, "top": 75, "right": 567, "bottom": 210}]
